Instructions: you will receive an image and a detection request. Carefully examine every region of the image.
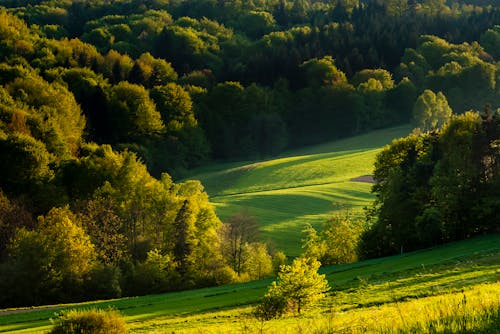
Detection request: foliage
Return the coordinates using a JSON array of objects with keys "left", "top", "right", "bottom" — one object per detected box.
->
[
  {"left": 49, "top": 308, "right": 126, "bottom": 334},
  {"left": 0, "top": 0, "right": 499, "bottom": 310},
  {"left": 0, "top": 190, "right": 34, "bottom": 260},
  {"left": 242, "top": 242, "right": 273, "bottom": 280},
  {"left": 0, "top": 234, "right": 499, "bottom": 333},
  {"left": 263, "top": 257, "right": 330, "bottom": 315},
  {"left": 253, "top": 293, "right": 288, "bottom": 321},
  {"left": 1, "top": 207, "right": 97, "bottom": 306},
  {"left": 302, "top": 212, "right": 362, "bottom": 265},
  {"left": 412, "top": 89, "right": 452, "bottom": 131},
  {"left": 220, "top": 211, "right": 259, "bottom": 275},
  {"left": 362, "top": 111, "right": 500, "bottom": 258}
]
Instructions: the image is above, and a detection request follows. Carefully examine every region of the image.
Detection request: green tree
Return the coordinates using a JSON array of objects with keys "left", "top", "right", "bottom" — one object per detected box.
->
[
  {"left": 129, "top": 248, "right": 180, "bottom": 295},
  {"left": 1, "top": 207, "right": 96, "bottom": 306},
  {"left": 150, "top": 83, "right": 196, "bottom": 130},
  {"left": 7, "top": 76, "right": 86, "bottom": 157},
  {"left": 352, "top": 69, "right": 394, "bottom": 90},
  {"left": 241, "top": 242, "right": 273, "bottom": 280},
  {"left": 221, "top": 212, "right": 259, "bottom": 275},
  {"left": 129, "top": 53, "right": 177, "bottom": 87},
  {"left": 0, "top": 133, "right": 53, "bottom": 189},
  {"left": 302, "top": 213, "right": 361, "bottom": 265},
  {"left": 0, "top": 190, "right": 34, "bottom": 260},
  {"left": 430, "top": 112, "right": 485, "bottom": 240},
  {"left": 480, "top": 26, "right": 500, "bottom": 60},
  {"left": 302, "top": 224, "right": 326, "bottom": 261},
  {"left": 300, "top": 56, "right": 347, "bottom": 88},
  {"left": 266, "top": 257, "right": 329, "bottom": 314},
  {"left": 321, "top": 213, "right": 362, "bottom": 265},
  {"left": 108, "top": 81, "right": 164, "bottom": 141},
  {"left": 78, "top": 196, "right": 128, "bottom": 265},
  {"left": 236, "top": 10, "right": 276, "bottom": 39},
  {"left": 172, "top": 199, "right": 197, "bottom": 277},
  {"left": 412, "top": 89, "right": 452, "bottom": 131}
]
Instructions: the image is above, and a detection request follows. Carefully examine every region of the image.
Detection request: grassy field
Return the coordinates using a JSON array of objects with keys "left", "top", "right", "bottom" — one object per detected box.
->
[
  {"left": 2, "top": 125, "right": 498, "bottom": 333},
  {"left": 0, "top": 234, "right": 499, "bottom": 333},
  {"left": 186, "top": 125, "right": 412, "bottom": 256}
]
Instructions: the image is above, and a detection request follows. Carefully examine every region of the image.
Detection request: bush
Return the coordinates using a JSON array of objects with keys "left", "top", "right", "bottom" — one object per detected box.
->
[
  {"left": 213, "top": 265, "right": 238, "bottom": 285},
  {"left": 253, "top": 294, "right": 287, "bottom": 321},
  {"left": 254, "top": 257, "right": 330, "bottom": 318},
  {"left": 50, "top": 308, "right": 126, "bottom": 334}
]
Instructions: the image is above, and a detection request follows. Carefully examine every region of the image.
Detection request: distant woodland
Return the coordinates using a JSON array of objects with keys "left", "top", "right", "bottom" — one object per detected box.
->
[{"left": 0, "top": 0, "right": 498, "bottom": 307}]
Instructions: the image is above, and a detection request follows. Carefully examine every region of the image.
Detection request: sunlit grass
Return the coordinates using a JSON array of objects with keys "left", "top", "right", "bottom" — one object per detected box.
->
[
  {"left": 212, "top": 181, "right": 373, "bottom": 255},
  {"left": 186, "top": 125, "right": 411, "bottom": 256},
  {"left": 1, "top": 234, "right": 499, "bottom": 333}
]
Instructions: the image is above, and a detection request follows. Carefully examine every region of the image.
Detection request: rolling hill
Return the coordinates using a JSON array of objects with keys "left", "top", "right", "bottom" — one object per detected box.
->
[
  {"left": 186, "top": 125, "right": 412, "bottom": 256},
  {"left": 1, "top": 125, "right": 499, "bottom": 333}
]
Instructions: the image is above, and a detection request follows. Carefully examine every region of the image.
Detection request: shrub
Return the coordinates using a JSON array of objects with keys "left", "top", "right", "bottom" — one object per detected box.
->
[
  {"left": 253, "top": 294, "right": 287, "bottom": 321},
  {"left": 254, "top": 257, "right": 330, "bottom": 320},
  {"left": 213, "top": 265, "right": 238, "bottom": 285},
  {"left": 50, "top": 308, "right": 126, "bottom": 334}
]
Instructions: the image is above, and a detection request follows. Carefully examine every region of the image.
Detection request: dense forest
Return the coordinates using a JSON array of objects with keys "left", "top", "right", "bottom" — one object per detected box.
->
[
  {"left": 361, "top": 110, "right": 500, "bottom": 258},
  {"left": 0, "top": 0, "right": 499, "bottom": 307}
]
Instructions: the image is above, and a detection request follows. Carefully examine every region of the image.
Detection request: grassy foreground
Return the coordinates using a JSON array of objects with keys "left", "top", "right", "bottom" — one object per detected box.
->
[
  {"left": 1, "top": 234, "right": 499, "bottom": 333},
  {"left": 187, "top": 125, "right": 411, "bottom": 256}
]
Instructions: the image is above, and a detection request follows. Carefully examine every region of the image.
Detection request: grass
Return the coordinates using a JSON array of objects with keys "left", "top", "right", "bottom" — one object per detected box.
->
[
  {"left": 2, "top": 125, "right": 497, "bottom": 333},
  {"left": 1, "top": 234, "right": 499, "bottom": 333},
  {"left": 186, "top": 125, "right": 411, "bottom": 256}
]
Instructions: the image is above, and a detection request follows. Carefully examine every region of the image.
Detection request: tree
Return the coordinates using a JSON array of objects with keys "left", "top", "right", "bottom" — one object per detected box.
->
[
  {"left": 430, "top": 112, "right": 485, "bottom": 240},
  {"left": 412, "top": 89, "right": 452, "bottom": 132},
  {"left": 300, "top": 56, "right": 347, "bottom": 88},
  {"left": 108, "top": 81, "right": 164, "bottom": 141},
  {"left": 0, "top": 190, "right": 34, "bottom": 260},
  {"left": 150, "top": 83, "right": 195, "bottom": 130},
  {"left": 236, "top": 10, "right": 276, "bottom": 39},
  {"left": 352, "top": 69, "right": 394, "bottom": 90},
  {"left": 302, "top": 213, "right": 362, "bottom": 265},
  {"left": 129, "top": 53, "right": 177, "bottom": 87},
  {"left": 78, "top": 196, "right": 128, "bottom": 265},
  {"left": 1, "top": 207, "right": 97, "bottom": 306},
  {"left": 321, "top": 213, "right": 362, "bottom": 265},
  {"left": 241, "top": 242, "right": 273, "bottom": 280},
  {"left": 265, "top": 257, "right": 329, "bottom": 314},
  {"left": 480, "top": 26, "right": 500, "bottom": 60},
  {"left": 0, "top": 133, "right": 53, "bottom": 190},
  {"left": 172, "top": 199, "right": 197, "bottom": 277},
  {"left": 7, "top": 76, "right": 86, "bottom": 157},
  {"left": 221, "top": 211, "right": 259, "bottom": 275}
]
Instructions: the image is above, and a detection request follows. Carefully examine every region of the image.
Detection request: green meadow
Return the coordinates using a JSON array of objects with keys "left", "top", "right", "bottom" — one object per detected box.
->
[
  {"left": 1, "top": 234, "right": 499, "bottom": 333},
  {"left": 187, "top": 125, "right": 412, "bottom": 256},
  {"left": 2, "top": 125, "right": 498, "bottom": 333}
]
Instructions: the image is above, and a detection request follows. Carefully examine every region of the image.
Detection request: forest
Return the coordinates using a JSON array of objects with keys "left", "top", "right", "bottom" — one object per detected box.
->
[{"left": 0, "top": 0, "right": 498, "bottom": 308}]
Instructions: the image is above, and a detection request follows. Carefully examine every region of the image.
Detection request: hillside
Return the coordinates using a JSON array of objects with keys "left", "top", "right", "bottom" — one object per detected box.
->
[
  {"left": 186, "top": 125, "right": 411, "bottom": 256},
  {"left": 1, "top": 234, "right": 499, "bottom": 333}
]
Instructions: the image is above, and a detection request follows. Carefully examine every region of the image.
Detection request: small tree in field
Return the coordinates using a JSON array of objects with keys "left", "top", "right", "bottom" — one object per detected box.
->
[{"left": 255, "top": 257, "right": 330, "bottom": 318}]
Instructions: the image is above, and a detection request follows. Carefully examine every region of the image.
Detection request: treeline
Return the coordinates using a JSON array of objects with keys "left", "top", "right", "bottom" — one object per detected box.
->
[
  {"left": 0, "top": 125, "right": 282, "bottom": 307},
  {"left": 1, "top": 0, "right": 498, "bottom": 174},
  {"left": 0, "top": 10, "right": 283, "bottom": 308},
  {"left": 361, "top": 110, "right": 500, "bottom": 258}
]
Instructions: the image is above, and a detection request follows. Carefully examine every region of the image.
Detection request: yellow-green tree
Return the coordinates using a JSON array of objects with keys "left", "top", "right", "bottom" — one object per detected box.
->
[
  {"left": 412, "top": 89, "right": 452, "bottom": 131},
  {"left": 1, "top": 207, "right": 96, "bottom": 306},
  {"left": 266, "top": 257, "right": 329, "bottom": 314}
]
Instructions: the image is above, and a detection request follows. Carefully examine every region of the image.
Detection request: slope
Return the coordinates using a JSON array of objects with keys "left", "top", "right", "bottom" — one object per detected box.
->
[
  {"left": 187, "top": 125, "right": 411, "bottom": 256},
  {"left": 0, "top": 234, "right": 498, "bottom": 333}
]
